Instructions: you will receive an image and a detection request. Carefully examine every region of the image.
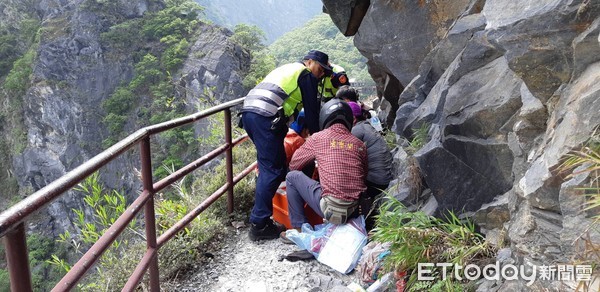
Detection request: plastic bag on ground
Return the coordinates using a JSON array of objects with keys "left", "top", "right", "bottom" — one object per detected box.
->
[
  {"left": 357, "top": 241, "right": 391, "bottom": 284},
  {"left": 286, "top": 216, "right": 368, "bottom": 274}
]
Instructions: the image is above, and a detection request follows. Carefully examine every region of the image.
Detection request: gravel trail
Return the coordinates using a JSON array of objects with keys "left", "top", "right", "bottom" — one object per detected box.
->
[{"left": 165, "top": 223, "right": 362, "bottom": 291}]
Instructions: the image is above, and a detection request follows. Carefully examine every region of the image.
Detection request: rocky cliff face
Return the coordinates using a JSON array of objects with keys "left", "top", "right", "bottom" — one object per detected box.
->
[
  {"left": 178, "top": 22, "right": 250, "bottom": 140},
  {"left": 179, "top": 23, "right": 250, "bottom": 109},
  {"left": 1, "top": 0, "right": 249, "bottom": 236},
  {"left": 326, "top": 0, "right": 599, "bottom": 289}
]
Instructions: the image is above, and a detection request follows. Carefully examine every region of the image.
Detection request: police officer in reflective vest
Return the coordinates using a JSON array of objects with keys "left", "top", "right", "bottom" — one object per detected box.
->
[
  {"left": 241, "top": 50, "right": 331, "bottom": 241},
  {"left": 319, "top": 63, "right": 350, "bottom": 103}
]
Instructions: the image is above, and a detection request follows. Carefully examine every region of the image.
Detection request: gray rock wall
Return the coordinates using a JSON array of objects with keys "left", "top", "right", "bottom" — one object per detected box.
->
[{"left": 325, "top": 0, "right": 600, "bottom": 287}]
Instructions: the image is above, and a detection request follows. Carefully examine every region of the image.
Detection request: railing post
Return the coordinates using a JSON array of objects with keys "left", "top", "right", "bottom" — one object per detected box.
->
[
  {"left": 140, "top": 137, "right": 160, "bottom": 291},
  {"left": 224, "top": 109, "right": 234, "bottom": 214},
  {"left": 4, "top": 223, "right": 33, "bottom": 292}
]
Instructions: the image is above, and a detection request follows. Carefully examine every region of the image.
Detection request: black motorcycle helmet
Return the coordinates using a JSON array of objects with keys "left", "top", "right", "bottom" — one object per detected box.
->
[{"left": 319, "top": 99, "right": 353, "bottom": 131}]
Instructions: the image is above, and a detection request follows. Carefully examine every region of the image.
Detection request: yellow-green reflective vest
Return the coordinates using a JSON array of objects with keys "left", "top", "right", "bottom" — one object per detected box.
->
[
  {"left": 242, "top": 62, "right": 308, "bottom": 117},
  {"left": 320, "top": 64, "right": 345, "bottom": 100}
]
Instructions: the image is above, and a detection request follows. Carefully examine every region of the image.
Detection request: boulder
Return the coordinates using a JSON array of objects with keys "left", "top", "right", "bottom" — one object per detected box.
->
[
  {"left": 415, "top": 137, "right": 512, "bottom": 213},
  {"left": 353, "top": 0, "right": 471, "bottom": 87}
]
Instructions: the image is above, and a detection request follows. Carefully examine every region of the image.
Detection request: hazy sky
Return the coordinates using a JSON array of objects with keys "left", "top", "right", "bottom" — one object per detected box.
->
[{"left": 195, "top": 0, "right": 323, "bottom": 43}]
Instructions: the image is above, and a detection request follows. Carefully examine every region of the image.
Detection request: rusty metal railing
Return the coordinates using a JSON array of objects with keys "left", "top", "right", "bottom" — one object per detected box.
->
[{"left": 0, "top": 97, "right": 257, "bottom": 291}]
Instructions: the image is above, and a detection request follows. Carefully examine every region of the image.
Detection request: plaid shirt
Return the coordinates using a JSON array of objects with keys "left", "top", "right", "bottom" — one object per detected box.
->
[{"left": 290, "top": 123, "right": 368, "bottom": 201}]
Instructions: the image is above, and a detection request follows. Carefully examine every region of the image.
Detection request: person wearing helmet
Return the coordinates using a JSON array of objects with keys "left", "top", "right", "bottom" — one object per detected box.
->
[
  {"left": 281, "top": 99, "right": 368, "bottom": 242},
  {"left": 347, "top": 101, "right": 393, "bottom": 230},
  {"left": 241, "top": 50, "right": 331, "bottom": 241},
  {"left": 319, "top": 63, "right": 350, "bottom": 103}
]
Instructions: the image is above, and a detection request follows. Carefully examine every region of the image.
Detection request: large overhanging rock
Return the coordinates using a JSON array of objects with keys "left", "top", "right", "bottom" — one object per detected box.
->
[
  {"left": 352, "top": 0, "right": 471, "bottom": 99},
  {"left": 346, "top": 0, "right": 470, "bottom": 124},
  {"left": 391, "top": 12, "right": 489, "bottom": 132},
  {"left": 321, "top": 0, "right": 370, "bottom": 36}
]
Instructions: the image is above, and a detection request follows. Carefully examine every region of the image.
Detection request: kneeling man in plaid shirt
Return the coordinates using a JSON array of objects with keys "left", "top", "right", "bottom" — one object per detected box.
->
[{"left": 282, "top": 99, "right": 368, "bottom": 241}]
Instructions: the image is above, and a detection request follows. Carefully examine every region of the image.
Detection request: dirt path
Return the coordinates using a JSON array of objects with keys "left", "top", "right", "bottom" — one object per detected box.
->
[{"left": 164, "top": 223, "right": 363, "bottom": 291}]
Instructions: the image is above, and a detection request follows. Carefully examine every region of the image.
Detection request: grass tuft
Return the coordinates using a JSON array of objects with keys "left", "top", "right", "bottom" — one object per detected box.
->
[
  {"left": 371, "top": 196, "right": 495, "bottom": 289},
  {"left": 406, "top": 123, "right": 429, "bottom": 154}
]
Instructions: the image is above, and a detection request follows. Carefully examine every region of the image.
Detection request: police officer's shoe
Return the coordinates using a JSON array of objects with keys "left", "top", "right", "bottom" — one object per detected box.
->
[{"left": 249, "top": 219, "right": 285, "bottom": 241}]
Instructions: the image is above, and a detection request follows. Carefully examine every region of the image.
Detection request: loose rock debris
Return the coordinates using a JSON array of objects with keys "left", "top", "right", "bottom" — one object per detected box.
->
[{"left": 165, "top": 224, "right": 363, "bottom": 291}]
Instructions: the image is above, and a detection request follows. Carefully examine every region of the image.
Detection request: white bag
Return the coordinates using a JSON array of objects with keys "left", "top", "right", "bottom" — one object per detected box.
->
[
  {"left": 368, "top": 110, "right": 383, "bottom": 132},
  {"left": 287, "top": 216, "right": 368, "bottom": 274}
]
